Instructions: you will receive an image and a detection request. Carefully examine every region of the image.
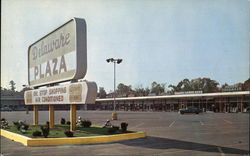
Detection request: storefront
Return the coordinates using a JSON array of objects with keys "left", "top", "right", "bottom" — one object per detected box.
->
[{"left": 96, "top": 91, "right": 250, "bottom": 112}]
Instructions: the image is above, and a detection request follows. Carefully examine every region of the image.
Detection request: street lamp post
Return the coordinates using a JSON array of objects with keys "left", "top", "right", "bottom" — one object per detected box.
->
[{"left": 106, "top": 58, "right": 122, "bottom": 120}]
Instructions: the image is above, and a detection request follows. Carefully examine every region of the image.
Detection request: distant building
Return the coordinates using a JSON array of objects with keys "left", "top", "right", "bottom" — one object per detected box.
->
[{"left": 0, "top": 96, "right": 26, "bottom": 110}]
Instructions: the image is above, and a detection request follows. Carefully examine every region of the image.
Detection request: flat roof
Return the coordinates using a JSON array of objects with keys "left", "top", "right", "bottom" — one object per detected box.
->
[
  {"left": 96, "top": 91, "right": 250, "bottom": 102},
  {"left": 1, "top": 91, "right": 249, "bottom": 102}
]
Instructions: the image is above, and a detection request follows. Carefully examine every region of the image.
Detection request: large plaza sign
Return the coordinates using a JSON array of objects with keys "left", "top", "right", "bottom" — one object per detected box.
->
[
  {"left": 24, "top": 81, "right": 97, "bottom": 105},
  {"left": 25, "top": 18, "right": 97, "bottom": 131},
  {"left": 28, "top": 18, "right": 87, "bottom": 87}
]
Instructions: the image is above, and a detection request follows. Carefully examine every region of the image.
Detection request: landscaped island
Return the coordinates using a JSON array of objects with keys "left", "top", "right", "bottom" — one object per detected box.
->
[
  {"left": 1, "top": 118, "right": 130, "bottom": 138},
  {"left": 1, "top": 118, "right": 146, "bottom": 146},
  {"left": 5, "top": 124, "right": 131, "bottom": 138}
]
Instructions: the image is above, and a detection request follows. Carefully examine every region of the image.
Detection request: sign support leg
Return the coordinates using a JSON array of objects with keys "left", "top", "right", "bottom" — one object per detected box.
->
[
  {"left": 33, "top": 105, "right": 39, "bottom": 125},
  {"left": 49, "top": 105, "right": 55, "bottom": 128},
  {"left": 70, "top": 104, "right": 76, "bottom": 131}
]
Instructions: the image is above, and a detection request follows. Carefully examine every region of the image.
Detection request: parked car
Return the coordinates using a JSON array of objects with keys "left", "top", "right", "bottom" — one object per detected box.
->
[
  {"left": 0, "top": 107, "right": 12, "bottom": 112},
  {"left": 14, "top": 107, "right": 26, "bottom": 111},
  {"left": 179, "top": 107, "right": 201, "bottom": 114}
]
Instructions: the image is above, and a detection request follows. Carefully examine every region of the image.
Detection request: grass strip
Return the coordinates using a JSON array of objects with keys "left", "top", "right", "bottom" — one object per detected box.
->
[{"left": 4, "top": 124, "right": 131, "bottom": 138}]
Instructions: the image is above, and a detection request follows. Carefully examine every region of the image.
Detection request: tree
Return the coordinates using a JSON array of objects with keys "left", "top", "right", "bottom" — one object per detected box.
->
[
  {"left": 168, "top": 80, "right": 183, "bottom": 93},
  {"left": 150, "top": 81, "right": 166, "bottom": 96},
  {"left": 181, "top": 78, "right": 192, "bottom": 91},
  {"left": 1, "top": 86, "right": 15, "bottom": 96},
  {"left": 9, "top": 80, "right": 16, "bottom": 91},
  {"left": 168, "top": 78, "right": 219, "bottom": 93},
  {"left": 168, "top": 84, "right": 179, "bottom": 93},
  {"left": 134, "top": 85, "right": 150, "bottom": 96},
  {"left": 116, "top": 83, "right": 132, "bottom": 97},
  {"left": 221, "top": 83, "right": 229, "bottom": 89},
  {"left": 190, "top": 78, "right": 201, "bottom": 90},
  {"left": 98, "top": 87, "right": 107, "bottom": 98},
  {"left": 173, "top": 78, "right": 192, "bottom": 91},
  {"left": 242, "top": 78, "right": 250, "bottom": 91},
  {"left": 201, "top": 78, "right": 219, "bottom": 93},
  {"left": 20, "top": 86, "right": 33, "bottom": 96}
]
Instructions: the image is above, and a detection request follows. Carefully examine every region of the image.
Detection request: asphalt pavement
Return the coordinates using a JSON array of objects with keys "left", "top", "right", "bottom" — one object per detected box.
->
[{"left": 1, "top": 111, "right": 249, "bottom": 156}]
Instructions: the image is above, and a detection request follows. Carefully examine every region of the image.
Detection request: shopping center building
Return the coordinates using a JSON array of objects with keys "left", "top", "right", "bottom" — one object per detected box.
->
[
  {"left": 1, "top": 91, "right": 249, "bottom": 112},
  {"left": 94, "top": 91, "right": 250, "bottom": 113}
]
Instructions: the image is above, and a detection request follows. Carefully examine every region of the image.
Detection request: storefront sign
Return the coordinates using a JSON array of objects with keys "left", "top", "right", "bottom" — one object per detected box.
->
[
  {"left": 174, "top": 91, "right": 203, "bottom": 95},
  {"left": 28, "top": 18, "right": 87, "bottom": 87},
  {"left": 24, "top": 81, "right": 97, "bottom": 105},
  {"left": 222, "top": 85, "right": 242, "bottom": 92}
]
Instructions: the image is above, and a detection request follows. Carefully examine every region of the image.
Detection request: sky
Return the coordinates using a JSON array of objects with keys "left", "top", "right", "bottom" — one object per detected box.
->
[{"left": 1, "top": 0, "right": 250, "bottom": 92}]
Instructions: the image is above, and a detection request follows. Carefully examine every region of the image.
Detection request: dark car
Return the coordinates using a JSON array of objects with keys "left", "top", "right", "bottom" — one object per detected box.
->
[{"left": 179, "top": 107, "right": 201, "bottom": 114}]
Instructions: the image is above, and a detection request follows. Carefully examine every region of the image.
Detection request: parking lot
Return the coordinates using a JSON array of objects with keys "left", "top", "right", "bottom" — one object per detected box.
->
[{"left": 1, "top": 111, "right": 249, "bottom": 156}]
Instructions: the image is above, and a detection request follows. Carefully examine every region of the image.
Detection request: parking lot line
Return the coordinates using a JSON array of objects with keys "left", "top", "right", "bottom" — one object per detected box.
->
[
  {"left": 131, "top": 123, "right": 144, "bottom": 129},
  {"left": 205, "top": 116, "right": 214, "bottom": 120},
  {"left": 169, "top": 121, "right": 175, "bottom": 127},
  {"left": 159, "top": 149, "right": 190, "bottom": 155},
  {"left": 159, "top": 146, "right": 227, "bottom": 155},
  {"left": 217, "top": 147, "right": 225, "bottom": 156},
  {"left": 200, "top": 121, "right": 204, "bottom": 125},
  {"left": 223, "top": 119, "right": 232, "bottom": 124},
  {"left": 158, "top": 141, "right": 249, "bottom": 156}
]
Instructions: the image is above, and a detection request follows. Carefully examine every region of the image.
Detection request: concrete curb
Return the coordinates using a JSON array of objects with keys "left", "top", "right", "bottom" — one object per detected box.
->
[{"left": 1, "top": 129, "right": 147, "bottom": 146}]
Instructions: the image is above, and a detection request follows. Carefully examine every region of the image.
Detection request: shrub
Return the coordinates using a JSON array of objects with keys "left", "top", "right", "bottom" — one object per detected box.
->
[
  {"left": 112, "top": 125, "right": 119, "bottom": 131},
  {"left": 121, "top": 122, "right": 128, "bottom": 132},
  {"left": 13, "top": 121, "right": 21, "bottom": 130},
  {"left": 0, "top": 118, "right": 8, "bottom": 129},
  {"left": 66, "top": 121, "right": 71, "bottom": 125},
  {"left": 64, "top": 130, "right": 74, "bottom": 137},
  {"left": 13, "top": 121, "right": 29, "bottom": 131},
  {"left": 107, "top": 127, "right": 117, "bottom": 134},
  {"left": 20, "top": 124, "right": 29, "bottom": 133},
  {"left": 60, "top": 118, "right": 66, "bottom": 124},
  {"left": 32, "top": 131, "right": 42, "bottom": 137},
  {"left": 21, "top": 123, "right": 29, "bottom": 131},
  {"left": 40, "top": 124, "right": 50, "bottom": 138},
  {"left": 107, "top": 126, "right": 119, "bottom": 134},
  {"left": 80, "top": 120, "right": 92, "bottom": 128}
]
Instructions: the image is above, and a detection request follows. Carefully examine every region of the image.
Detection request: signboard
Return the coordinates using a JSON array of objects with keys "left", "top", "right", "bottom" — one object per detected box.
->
[
  {"left": 24, "top": 81, "right": 97, "bottom": 105},
  {"left": 28, "top": 18, "right": 87, "bottom": 87},
  {"left": 222, "top": 85, "right": 242, "bottom": 92},
  {"left": 174, "top": 91, "right": 203, "bottom": 95}
]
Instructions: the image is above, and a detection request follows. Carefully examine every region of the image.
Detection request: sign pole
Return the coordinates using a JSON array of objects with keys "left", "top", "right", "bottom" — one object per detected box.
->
[
  {"left": 49, "top": 105, "right": 55, "bottom": 128},
  {"left": 26, "top": 106, "right": 29, "bottom": 114},
  {"left": 33, "top": 105, "right": 39, "bottom": 125},
  {"left": 70, "top": 104, "right": 76, "bottom": 131}
]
